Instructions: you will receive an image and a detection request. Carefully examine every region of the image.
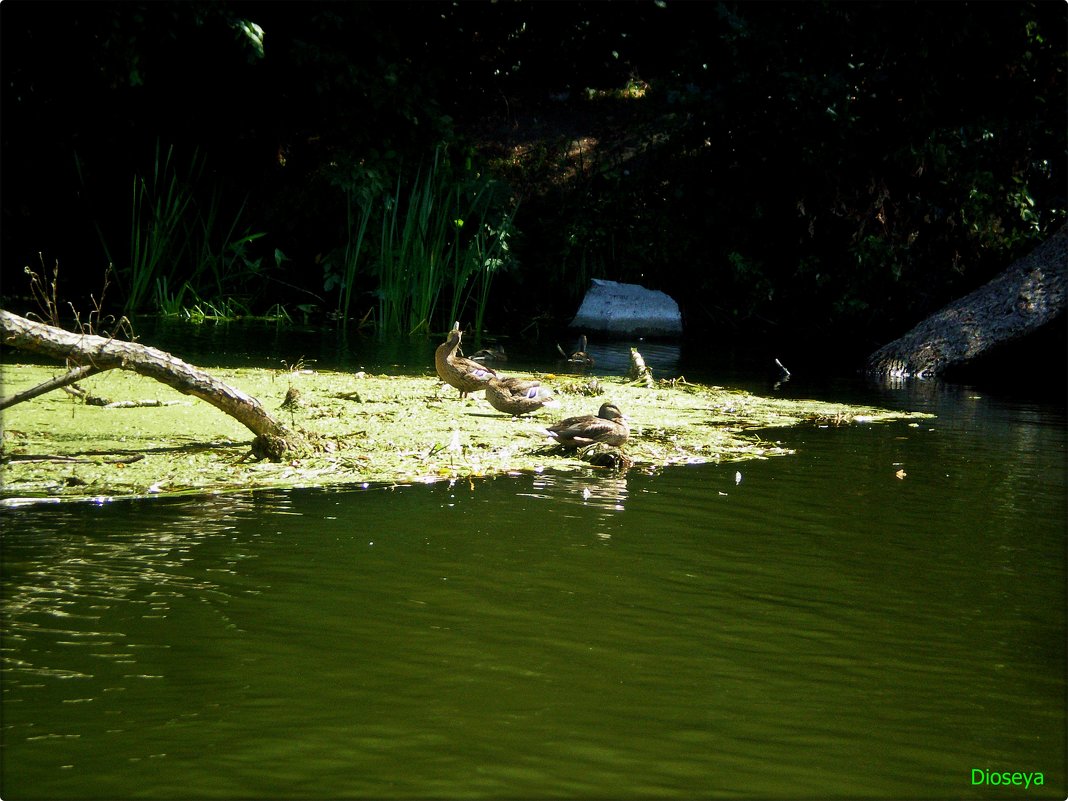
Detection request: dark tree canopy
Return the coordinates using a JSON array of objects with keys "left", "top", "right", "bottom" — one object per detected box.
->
[{"left": 2, "top": 1, "right": 1064, "bottom": 360}]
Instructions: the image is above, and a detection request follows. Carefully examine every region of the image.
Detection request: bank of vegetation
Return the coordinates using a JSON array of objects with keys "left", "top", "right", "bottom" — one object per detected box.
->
[{"left": 1, "top": 2, "right": 1064, "bottom": 359}]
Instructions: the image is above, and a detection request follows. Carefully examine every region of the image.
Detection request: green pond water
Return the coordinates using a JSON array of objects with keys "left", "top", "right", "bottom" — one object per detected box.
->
[{"left": 1, "top": 327, "right": 1065, "bottom": 799}]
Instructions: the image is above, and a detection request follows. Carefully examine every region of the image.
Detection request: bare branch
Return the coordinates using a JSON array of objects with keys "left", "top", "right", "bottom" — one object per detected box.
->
[{"left": 0, "top": 364, "right": 104, "bottom": 411}]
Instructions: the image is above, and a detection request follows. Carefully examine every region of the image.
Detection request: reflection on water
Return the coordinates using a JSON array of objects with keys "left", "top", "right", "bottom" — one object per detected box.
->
[
  {"left": 1, "top": 381, "right": 1064, "bottom": 800},
  {"left": 2, "top": 495, "right": 260, "bottom": 689},
  {"left": 552, "top": 340, "right": 681, "bottom": 378},
  {"left": 518, "top": 472, "right": 630, "bottom": 540}
]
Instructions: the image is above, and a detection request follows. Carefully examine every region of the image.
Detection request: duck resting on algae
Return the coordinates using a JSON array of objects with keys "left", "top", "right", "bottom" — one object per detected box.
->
[
  {"left": 435, "top": 323, "right": 558, "bottom": 417},
  {"left": 435, "top": 324, "right": 629, "bottom": 450}
]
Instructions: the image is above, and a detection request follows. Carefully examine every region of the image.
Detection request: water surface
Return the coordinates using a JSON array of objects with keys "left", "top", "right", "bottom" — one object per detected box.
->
[{"left": 2, "top": 362, "right": 1064, "bottom": 799}]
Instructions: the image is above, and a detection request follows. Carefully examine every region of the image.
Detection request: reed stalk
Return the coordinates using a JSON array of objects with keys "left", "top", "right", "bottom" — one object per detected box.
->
[
  {"left": 369, "top": 147, "right": 518, "bottom": 337},
  {"left": 339, "top": 187, "right": 373, "bottom": 321},
  {"left": 92, "top": 142, "right": 266, "bottom": 317},
  {"left": 191, "top": 190, "right": 265, "bottom": 300},
  {"left": 376, "top": 176, "right": 404, "bottom": 334},
  {"left": 124, "top": 143, "right": 199, "bottom": 312},
  {"left": 374, "top": 150, "right": 455, "bottom": 335},
  {"left": 471, "top": 211, "right": 518, "bottom": 337},
  {"left": 446, "top": 192, "right": 519, "bottom": 337}
]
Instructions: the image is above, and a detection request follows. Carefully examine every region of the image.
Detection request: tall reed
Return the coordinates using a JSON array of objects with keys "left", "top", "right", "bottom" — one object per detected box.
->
[
  {"left": 93, "top": 142, "right": 265, "bottom": 317},
  {"left": 372, "top": 147, "right": 518, "bottom": 337},
  {"left": 122, "top": 143, "right": 200, "bottom": 313},
  {"left": 447, "top": 201, "right": 519, "bottom": 336},
  {"left": 375, "top": 150, "right": 454, "bottom": 335},
  {"left": 339, "top": 187, "right": 373, "bottom": 322},
  {"left": 188, "top": 189, "right": 266, "bottom": 304}
]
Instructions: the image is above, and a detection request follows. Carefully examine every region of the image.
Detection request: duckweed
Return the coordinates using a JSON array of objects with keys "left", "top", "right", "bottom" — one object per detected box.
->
[{"left": 0, "top": 363, "right": 932, "bottom": 503}]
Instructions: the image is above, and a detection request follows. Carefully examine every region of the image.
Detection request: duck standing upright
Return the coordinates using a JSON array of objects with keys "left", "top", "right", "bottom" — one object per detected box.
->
[
  {"left": 435, "top": 324, "right": 500, "bottom": 398},
  {"left": 485, "top": 377, "right": 557, "bottom": 416},
  {"left": 546, "top": 402, "right": 629, "bottom": 447}
]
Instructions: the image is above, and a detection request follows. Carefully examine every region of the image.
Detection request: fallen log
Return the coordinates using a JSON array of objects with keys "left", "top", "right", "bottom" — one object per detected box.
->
[
  {"left": 866, "top": 224, "right": 1067, "bottom": 378},
  {"left": 0, "top": 309, "right": 309, "bottom": 460}
]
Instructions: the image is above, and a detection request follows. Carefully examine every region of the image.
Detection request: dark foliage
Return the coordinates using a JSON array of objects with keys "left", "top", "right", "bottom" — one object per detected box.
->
[{"left": 1, "top": 0, "right": 1063, "bottom": 355}]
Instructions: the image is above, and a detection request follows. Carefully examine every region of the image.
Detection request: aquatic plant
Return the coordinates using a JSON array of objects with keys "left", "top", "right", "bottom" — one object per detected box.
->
[
  {"left": 446, "top": 203, "right": 519, "bottom": 337},
  {"left": 372, "top": 147, "right": 518, "bottom": 337},
  {"left": 180, "top": 296, "right": 251, "bottom": 324},
  {"left": 121, "top": 142, "right": 199, "bottom": 313},
  {"left": 92, "top": 142, "right": 265, "bottom": 317},
  {"left": 375, "top": 153, "right": 454, "bottom": 335},
  {"left": 186, "top": 189, "right": 267, "bottom": 306},
  {"left": 338, "top": 187, "right": 373, "bottom": 323}
]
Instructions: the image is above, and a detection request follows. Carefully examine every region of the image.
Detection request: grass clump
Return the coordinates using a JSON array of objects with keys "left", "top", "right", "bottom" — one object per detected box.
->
[{"left": 326, "top": 146, "right": 518, "bottom": 336}]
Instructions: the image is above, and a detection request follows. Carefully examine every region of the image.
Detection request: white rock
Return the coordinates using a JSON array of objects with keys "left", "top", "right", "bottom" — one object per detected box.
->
[{"left": 569, "top": 278, "right": 683, "bottom": 337}]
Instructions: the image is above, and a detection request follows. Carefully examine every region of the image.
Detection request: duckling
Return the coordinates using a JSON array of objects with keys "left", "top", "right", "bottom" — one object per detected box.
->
[
  {"left": 485, "top": 377, "right": 558, "bottom": 416},
  {"left": 435, "top": 324, "right": 500, "bottom": 398},
  {"left": 545, "top": 402, "right": 629, "bottom": 448}
]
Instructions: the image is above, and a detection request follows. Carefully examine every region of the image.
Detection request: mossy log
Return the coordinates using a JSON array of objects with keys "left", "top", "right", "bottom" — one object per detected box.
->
[
  {"left": 0, "top": 309, "right": 309, "bottom": 459},
  {"left": 866, "top": 224, "right": 1067, "bottom": 378}
]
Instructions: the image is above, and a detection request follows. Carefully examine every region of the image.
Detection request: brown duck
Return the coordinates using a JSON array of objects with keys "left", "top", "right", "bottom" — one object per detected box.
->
[
  {"left": 485, "top": 377, "right": 557, "bottom": 416},
  {"left": 435, "top": 324, "right": 500, "bottom": 398},
  {"left": 546, "top": 402, "right": 629, "bottom": 447}
]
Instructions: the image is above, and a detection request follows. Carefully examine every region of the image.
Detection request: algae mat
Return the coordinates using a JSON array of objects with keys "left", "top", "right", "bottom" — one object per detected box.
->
[{"left": 0, "top": 363, "right": 931, "bottom": 503}]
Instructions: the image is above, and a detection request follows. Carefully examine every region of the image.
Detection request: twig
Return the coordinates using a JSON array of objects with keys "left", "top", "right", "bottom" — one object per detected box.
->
[
  {"left": 3, "top": 454, "right": 145, "bottom": 465},
  {"left": 102, "top": 399, "right": 184, "bottom": 409},
  {"left": 0, "top": 364, "right": 105, "bottom": 410}
]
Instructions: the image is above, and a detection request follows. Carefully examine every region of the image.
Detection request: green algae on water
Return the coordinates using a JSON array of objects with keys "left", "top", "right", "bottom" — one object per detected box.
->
[{"left": 0, "top": 363, "right": 932, "bottom": 503}]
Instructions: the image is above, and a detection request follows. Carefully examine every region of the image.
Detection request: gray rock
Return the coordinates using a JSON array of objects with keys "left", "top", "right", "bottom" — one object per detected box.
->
[{"left": 570, "top": 278, "right": 683, "bottom": 337}]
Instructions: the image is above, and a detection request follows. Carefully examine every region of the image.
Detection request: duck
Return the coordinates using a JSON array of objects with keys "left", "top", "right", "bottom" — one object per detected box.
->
[
  {"left": 471, "top": 345, "right": 507, "bottom": 363},
  {"left": 545, "top": 402, "right": 629, "bottom": 448},
  {"left": 485, "top": 377, "right": 558, "bottom": 416},
  {"left": 556, "top": 334, "right": 595, "bottom": 367},
  {"left": 435, "top": 323, "right": 500, "bottom": 398}
]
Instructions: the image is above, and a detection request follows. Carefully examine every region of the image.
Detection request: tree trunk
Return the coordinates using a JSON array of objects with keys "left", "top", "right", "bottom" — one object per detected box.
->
[
  {"left": 866, "top": 224, "right": 1068, "bottom": 377},
  {"left": 0, "top": 309, "right": 309, "bottom": 460}
]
